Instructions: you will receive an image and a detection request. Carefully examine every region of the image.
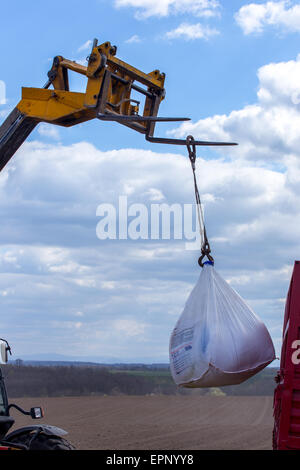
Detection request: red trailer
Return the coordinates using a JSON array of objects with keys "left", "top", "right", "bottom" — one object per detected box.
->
[{"left": 273, "top": 261, "right": 300, "bottom": 449}]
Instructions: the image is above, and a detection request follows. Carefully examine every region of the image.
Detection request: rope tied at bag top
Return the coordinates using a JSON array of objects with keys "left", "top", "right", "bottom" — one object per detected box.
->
[{"left": 186, "top": 135, "right": 214, "bottom": 268}]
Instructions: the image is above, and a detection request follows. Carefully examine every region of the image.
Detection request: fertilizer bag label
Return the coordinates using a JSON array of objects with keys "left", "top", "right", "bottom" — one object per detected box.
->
[{"left": 170, "top": 327, "right": 194, "bottom": 375}]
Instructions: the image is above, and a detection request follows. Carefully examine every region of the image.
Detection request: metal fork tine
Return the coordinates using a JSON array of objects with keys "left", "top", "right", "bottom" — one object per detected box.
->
[
  {"left": 97, "top": 114, "right": 190, "bottom": 122},
  {"left": 145, "top": 135, "right": 238, "bottom": 146}
]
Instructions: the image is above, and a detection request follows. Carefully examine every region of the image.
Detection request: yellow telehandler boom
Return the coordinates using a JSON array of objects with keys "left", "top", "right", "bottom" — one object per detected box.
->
[{"left": 0, "top": 38, "right": 236, "bottom": 172}]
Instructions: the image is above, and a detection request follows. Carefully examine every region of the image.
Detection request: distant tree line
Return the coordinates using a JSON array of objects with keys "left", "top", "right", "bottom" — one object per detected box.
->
[
  {"left": 3, "top": 365, "right": 176, "bottom": 397},
  {"left": 1, "top": 364, "right": 277, "bottom": 398}
]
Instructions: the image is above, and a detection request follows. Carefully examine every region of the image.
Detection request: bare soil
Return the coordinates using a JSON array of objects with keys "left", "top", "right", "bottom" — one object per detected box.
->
[{"left": 9, "top": 396, "right": 273, "bottom": 450}]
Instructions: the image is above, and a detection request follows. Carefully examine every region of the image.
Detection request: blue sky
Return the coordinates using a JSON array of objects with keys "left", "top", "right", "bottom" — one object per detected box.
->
[{"left": 0, "top": 0, "right": 300, "bottom": 362}]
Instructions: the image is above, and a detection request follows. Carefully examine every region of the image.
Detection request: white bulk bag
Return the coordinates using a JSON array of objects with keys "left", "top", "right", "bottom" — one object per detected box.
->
[{"left": 169, "top": 262, "right": 275, "bottom": 388}]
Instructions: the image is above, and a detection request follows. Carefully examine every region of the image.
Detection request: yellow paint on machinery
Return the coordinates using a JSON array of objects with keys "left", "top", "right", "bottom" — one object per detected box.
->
[{"left": 17, "top": 41, "right": 166, "bottom": 133}]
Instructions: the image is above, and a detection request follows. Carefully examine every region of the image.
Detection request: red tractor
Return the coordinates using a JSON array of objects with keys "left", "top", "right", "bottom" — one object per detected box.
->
[{"left": 0, "top": 339, "right": 74, "bottom": 450}]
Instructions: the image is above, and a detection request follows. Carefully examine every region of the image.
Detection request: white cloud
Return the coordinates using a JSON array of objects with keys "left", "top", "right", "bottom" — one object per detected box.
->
[
  {"left": 144, "top": 188, "right": 165, "bottom": 201},
  {"left": 125, "top": 34, "right": 142, "bottom": 43},
  {"left": 165, "top": 22, "right": 219, "bottom": 40},
  {"left": 0, "top": 80, "right": 6, "bottom": 105},
  {"left": 113, "top": 318, "right": 148, "bottom": 337},
  {"left": 257, "top": 54, "right": 300, "bottom": 106},
  {"left": 101, "top": 281, "right": 116, "bottom": 290},
  {"left": 169, "top": 53, "right": 300, "bottom": 163},
  {"left": 75, "top": 311, "right": 84, "bottom": 317},
  {"left": 0, "top": 109, "right": 9, "bottom": 118},
  {"left": 38, "top": 123, "right": 60, "bottom": 140},
  {"left": 72, "top": 278, "right": 97, "bottom": 288},
  {"left": 114, "top": 0, "right": 220, "bottom": 19},
  {"left": 74, "top": 58, "right": 88, "bottom": 66},
  {"left": 235, "top": 1, "right": 300, "bottom": 35},
  {"left": 77, "top": 40, "right": 92, "bottom": 52}
]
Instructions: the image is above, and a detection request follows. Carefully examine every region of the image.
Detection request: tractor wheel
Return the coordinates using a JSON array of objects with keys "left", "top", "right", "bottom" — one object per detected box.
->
[{"left": 9, "top": 431, "right": 75, "bottom": 450}]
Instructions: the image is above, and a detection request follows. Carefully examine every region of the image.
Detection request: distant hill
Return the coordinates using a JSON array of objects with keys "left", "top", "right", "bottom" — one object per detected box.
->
[
  {"left": 10, "top": 359, "right": 170, "bottom": 369},
  {"left": 16, "top": 353, "right": 169, "bottom": 364}
]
